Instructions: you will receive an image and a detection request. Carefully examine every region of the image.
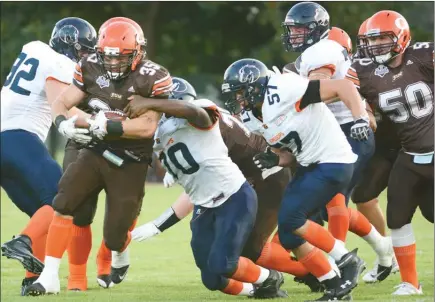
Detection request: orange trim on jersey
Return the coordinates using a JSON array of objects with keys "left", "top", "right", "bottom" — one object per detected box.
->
[
  {"left": 45, "top": 77, "right": 69, "bottom": 85},
  {"left": 152, "top": 77, "right": 172, "bottom": 94},
  {"left": 188, "top": 106, "right": 221, "bottom": 131},
  {"left": 345, "top": 75, "right": 360, "bottom": 87},
  {"left": 75, "top": 64, "right": 82, "bottom": 73},
  {"left": 73, "top": 73, "right": 84, "bottom": 84},
  {"left": 309, "top": 64, "right": 336, "bottom": 77},
  {"left": 347, "top": 69, "right": 358, "bottom": 79},
  {"left": 295, "top": 99, "right": 303, "bottom": 112}
]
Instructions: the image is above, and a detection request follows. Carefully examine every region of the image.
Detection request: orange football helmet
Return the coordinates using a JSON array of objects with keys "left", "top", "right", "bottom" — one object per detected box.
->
[
  {"left": 96, "top": 21, "right": 143, "bottom": 80},
  {"left": 328, "top": 27, "right": 352, "bottom": 55},
  {"left": 356, "top": 18, "right": 369, "bottom": 58},
  {"left": 99, "top": 17, "right": 146, "bottom": 50},
  {"left": 364, "top": 10, "right": 411, "bottom": 64}
]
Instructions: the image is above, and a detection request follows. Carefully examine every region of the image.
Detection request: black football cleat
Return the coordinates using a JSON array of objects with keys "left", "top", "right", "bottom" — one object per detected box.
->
[
  {"left": 336, "top": 248, "right": 365, "bottom": 291},
  {"left": 1, "top": 235, "right": 44, "bottom": 274},
  {"left": 294, "top": 273, "right": 324, "bottom": 292},
  {"left": 253, "top": 270, "right": 285, "bottom": 299},
  {"left": 24, "top": 282, "right": 47, "bottom": 296},
  {"left": 307, "top": 276, "right": 354, "bottom": 301},
  {"left": 375, "top": 264, "right": 393, "bottom": 282},
  {"left": 110, "top": 265, "right": 129, "bottom": 284},
  {"left": 21, "top": 276, "right": 39, "bottom": 296},
  {"left": 97, "top": 274, "right": 114, "bottom": 288}
]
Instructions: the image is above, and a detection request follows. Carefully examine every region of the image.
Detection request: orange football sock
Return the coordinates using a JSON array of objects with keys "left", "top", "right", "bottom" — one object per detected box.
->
[
  {"left": 96, "top": 240, "right": 111, "bottom": 276},
  {"left": 326, "top": 193, "right": 349, "bottom": 242},
  {"left": 21, "top": 205, "right": 54, "bottom": 244},
  {"left": 256, "top": 242, "right": 308, "bottom": 277},
  {"left": 67, "top": 225, "right": 92, "bottom": 291},
  {"left": 271, "top": 232, "right": 281, "bottom": 244},
  {"left": 300, "top": 221, "right": 335, "bottom": 253},
  {"left": 348, "top": 208, "right": 372, "bottom": 237},
  {"left": 25, "top": 234, "right": 46, "bottom": 279},
  {"left": 394, "top": 244, "right": 418, "bottom": 288},
  {"left": 231, "top": 257, "right": 269, "bottom": 284},
  {"left": 299, "top": 247, "right": 333, "bottom": 280},
  {"left": 45, "top": 215, "right": 73, "bottom": 258},
  {"left": 119, "top": 232, "right": 132, "bottom": 253},
  {"left": 221, "top": 278, "right": 254, "bottom": 296}
]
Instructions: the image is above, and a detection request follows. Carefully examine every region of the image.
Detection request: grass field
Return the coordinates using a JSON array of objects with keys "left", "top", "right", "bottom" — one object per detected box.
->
[{"left": 1, "top": 186, "right": 433, "bottom": 302}]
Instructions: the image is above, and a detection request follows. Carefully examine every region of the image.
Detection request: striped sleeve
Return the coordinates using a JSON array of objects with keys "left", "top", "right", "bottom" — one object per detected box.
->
[
  {"left": 345, "top": 66, "right": 360, "bottom": 89},
  {"left": 72, "top": 63, "right": 86, "bottom": 91},
  {"left": 151, "top": 73, "right": 173, "bottom": 96}
]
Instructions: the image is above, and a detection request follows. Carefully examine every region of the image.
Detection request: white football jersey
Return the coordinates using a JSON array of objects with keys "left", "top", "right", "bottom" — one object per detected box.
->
[
  {"left": 1, "top": 41, "right": 75, "bottom": 141},
  {"left": 299, "top": 39, "right": 358, "bottom": 125},
  {"left": 153, "top": 98, "right": 246, "bottom": 208},
  {"left": 252, "top": 72, "right": 357, "bottom": 167}
]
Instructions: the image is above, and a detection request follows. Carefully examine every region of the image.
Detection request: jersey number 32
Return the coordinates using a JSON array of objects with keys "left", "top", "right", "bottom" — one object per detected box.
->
[{"left": 4, "top": 52, "right": 40, "bottom": 96}]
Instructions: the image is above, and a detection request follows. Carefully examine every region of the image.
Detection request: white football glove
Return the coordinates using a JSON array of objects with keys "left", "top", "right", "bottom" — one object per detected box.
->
[
  {"left": 350, "top": 117, "right": 371, "bottom": 141},
  {"left": 87, "top": 110, "right": 108, "bottom": 140},
  {"left": 57, "top": 115, "right": 92, "bottom": 144},
  {"left": 131, "top": 222, "right": 161, "bottom": 242},
  {"left": 163, "top": 172, "right": 176, "bottom": 188}
]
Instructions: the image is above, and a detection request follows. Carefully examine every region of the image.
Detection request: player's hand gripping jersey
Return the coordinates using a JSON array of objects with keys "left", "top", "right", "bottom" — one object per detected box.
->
[
  {"left": 298, "top": 39, "right": 358, "bottom": 125},
  {"left": 153, "top": 99, "right": 246, "bottom": 208},
  {"left": 245, "top": 72, "right": 357, "bottom": 167},
  {"left": 1, "top": 41, "right": 75, "bottom": 141},
  {"left": 347, "top": 42, "right": 434, "bottom": 153}
]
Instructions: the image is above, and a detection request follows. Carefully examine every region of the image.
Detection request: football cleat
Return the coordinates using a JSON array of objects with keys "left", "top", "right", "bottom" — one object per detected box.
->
[
  {"left": 308, "top": 275, "right": 354, "bottom": 301},
  {"left": 392, "top": 282, "right": 423, "bottom": 295},
  {"left": 253, "top": 270, "right": 285, "bottom": 299},
  {"left": 363, "top": 256, "right": 399, "bottom": 283},
  {"left": 336, "top": 248, "right": 365, "bottom": 290},
  {"left": 97, "top": 274, "right": 114, "bottom": 289},
  {"left": 111, "top": 265, "right": 129, "bottom": 284},
  {"left": 294, "top": 273, "right": 325, "bottom": 292},
  {"left": 21, "top": 276, "right": 38, "bottom": 296},
  {"left": 24, "top": 278, "right": 60, "bottom": 296},
  {"left": 1, "top": 235, "right": 44, "bottom": 274}
]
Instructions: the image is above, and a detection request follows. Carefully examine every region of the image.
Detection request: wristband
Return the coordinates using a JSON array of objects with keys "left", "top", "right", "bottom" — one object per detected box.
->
[
  {"left": 106, "top": 120, "right": 124, "bottom": 137},
  {"left": 153, "top": 207, "right": 180, "bottom": 232},
  {"left": 54, "top": 115, "right": 67, "bottom": 128}
]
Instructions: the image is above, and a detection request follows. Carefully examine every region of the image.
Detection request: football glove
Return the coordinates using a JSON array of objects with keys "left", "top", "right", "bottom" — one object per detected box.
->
[
  {"left": 253, "top": 146, "right": 280, "bottom": 170},
  {"left": 87, "top": 111, "right": 108, "bottom": 140},
  {"left": 350, "top": 117, "right": 370, "bottom": 141},
  {"left": 131, "top": 222, "right": 161, "bottom": 242},
  {"left": 57, "top": 115, "right": 92, "bottom": 144},
  {"left": 163, "top": 172, "right": 176, "bottom": 188}
]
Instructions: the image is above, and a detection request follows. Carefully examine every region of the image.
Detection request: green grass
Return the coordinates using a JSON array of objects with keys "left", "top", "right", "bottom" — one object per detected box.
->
[{"left": 1, "top": 186, "right": 433, "bottom": 302}]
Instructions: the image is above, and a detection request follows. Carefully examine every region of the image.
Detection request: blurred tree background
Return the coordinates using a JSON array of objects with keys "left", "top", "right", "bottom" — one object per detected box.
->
[{"left": 1, "top": 1, "right": 433, "bottom": 180}]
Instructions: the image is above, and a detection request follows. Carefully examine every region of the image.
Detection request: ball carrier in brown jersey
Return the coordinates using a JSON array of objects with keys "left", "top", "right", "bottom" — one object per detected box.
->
[
  {"left": 346, "top": 10, "right": 434, "bottom": 296},
  {"left": 24, "top": 20, "right": 173, "bottom": 296},
  {"left": 132, "top": 78, "right": 321, "bottom": 296},
  {"left": 61, "top": 17, "right": 150, "bottom": 292}
]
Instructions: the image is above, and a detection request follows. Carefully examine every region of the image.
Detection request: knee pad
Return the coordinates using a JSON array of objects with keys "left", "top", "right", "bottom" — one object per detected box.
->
[
  {"left": 207, "top": 253, "right": 238, "bottom": 277},
  {"left": 277, "top": 228, "right": 305, "bottom": 250},
  {"left": 201, "top": 270, "right": 227, "bottom": 291}
]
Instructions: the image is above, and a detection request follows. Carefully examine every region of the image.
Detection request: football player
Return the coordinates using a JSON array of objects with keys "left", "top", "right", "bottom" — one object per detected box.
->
[
  {"left": 346, "top": 10, "right": 433, "bottom": 295},
  {"left": 124, "top": 81, "right": 285, "bottom": 299},
  {"left": 1, "top": 17, "right": 96, "bottom": 295},
  {"left": 222, "top": 58, "right": 369, "bottom": 300},
  {"left": 132, "top": 77, "right": 315, "bottom": 295},
  {"left": 23, "top": 20, "right": 171, "bottom": 296},
  {"left": 280, "top": 2, "right": 394, "bottom": 281},
  {"left": 64, "top": 17, "right": 148, "bottom": 291},
  {"left": 350, "top": 17, "right": 401, "bottom": 283}
]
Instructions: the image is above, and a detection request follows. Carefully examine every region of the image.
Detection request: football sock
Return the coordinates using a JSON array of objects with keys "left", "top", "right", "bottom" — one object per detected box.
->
[
  {"left": 299, "top": 221, "right": 341, "bottom": 256},
  {"left": 25, "top": 234, "right": 46, "bottom": 279},
  {"left": 392, "top": 224, "right": 418, "bottom": 288},
  {"left": 45, "top": 215, "right": 73, "bottom": 259},
  {"left": 348, "top": 208, "right": 372, "bottom": 237},
  {"left": 231, "top": 257, "right": 270, "bottom": 284},
  {"left": 299, "top": 247, "right": 336, "bottom": 281},
  {"left": 256, "top": 241, "right": 308, "bottom": 277},
  {"left": 222, "top": 279, "right": 254, "bottom": 296},
  {"left": 96, "top": 240, "right": 111, "bottom": 276},
  {"left": 67, "top": 225, "right": 92, "bottom": 290},
  {"left": 326, "top": 193, "right": 349, "bottom": 242},
  {"left": 21, "top": 205, "right": 54, "bottom": 244}
]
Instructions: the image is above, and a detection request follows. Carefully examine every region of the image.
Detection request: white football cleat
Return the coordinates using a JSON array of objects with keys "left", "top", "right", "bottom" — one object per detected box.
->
[
  {"left": 363, "top": 255, "right": 399, "bottom": 283},
  {"left": 392, "top": 282, "right": 423, "bottom": 295}
]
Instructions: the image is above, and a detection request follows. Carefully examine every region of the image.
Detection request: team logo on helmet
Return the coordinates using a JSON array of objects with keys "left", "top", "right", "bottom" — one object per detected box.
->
[
  {"left": 172, "top": 79, "right": 187, "bottom": 93},
  {"left": 59, "top": 25, "right": 79, "bottom": 45},
  {"left": 238, "top": 65, "right": 261, "bottom": 83}
]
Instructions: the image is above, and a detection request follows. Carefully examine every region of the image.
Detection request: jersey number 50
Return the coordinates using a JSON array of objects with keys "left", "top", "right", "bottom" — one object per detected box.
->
[
  {"left": 4, "top": 52, "right": 40, "bottom": 96},
  {"left": 160, "top": 143, "right": 199, "bottom": 178}
]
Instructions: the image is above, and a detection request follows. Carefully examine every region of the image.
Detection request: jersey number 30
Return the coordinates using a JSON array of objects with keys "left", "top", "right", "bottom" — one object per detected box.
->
[
  {"left": 160, "top": 143, "right": 199, "bottom": 178},
  {"left": 4, "top": 52, "right": 40, "bottom": 96}
]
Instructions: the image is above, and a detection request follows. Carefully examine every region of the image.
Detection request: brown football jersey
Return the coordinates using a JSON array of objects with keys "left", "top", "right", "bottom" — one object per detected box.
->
[
  {"left": 347, "top": 42, "right": 434, "bottom": 153},
  {"left": 218, "top": 111, "right": 267, "bottom": 183},
  {"left": 72, "top": 54, "right": 172, "bottom": 159}
]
